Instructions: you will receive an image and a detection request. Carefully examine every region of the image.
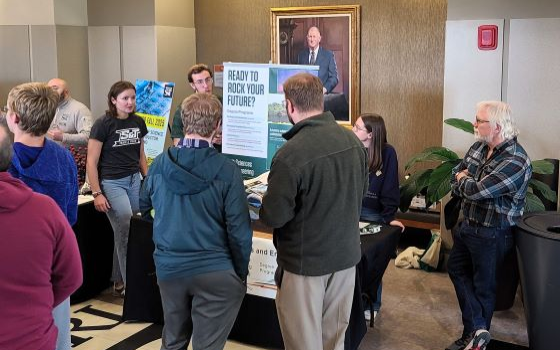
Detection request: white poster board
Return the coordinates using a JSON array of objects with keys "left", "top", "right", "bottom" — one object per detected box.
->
[
  {"left": 222, "top": 62, "right": 318, "bottom": 178},
  {"left": 247, "top": 236, "right": 278, "bottom": 299}
]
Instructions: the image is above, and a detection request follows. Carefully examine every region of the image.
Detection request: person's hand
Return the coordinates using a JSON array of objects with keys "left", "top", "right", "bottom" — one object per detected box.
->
[
  {"left": 47, "top": 129, "right": 64, "bottom": 141},
  {"left": 94, "top": 194, "right": 111, "bottom": 213},
  {"left": 455, "top": 169, "right": 469, "bottom": 182},
  {"left": 323, "top": 87, "right": 327, "bottom": 94},
  {"left": 389, "top": 220, "right": 405, "bottom": 232}
]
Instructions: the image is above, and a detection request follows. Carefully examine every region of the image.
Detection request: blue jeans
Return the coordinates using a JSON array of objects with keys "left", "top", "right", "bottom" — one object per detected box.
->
[
  {"left": 53, "top": 298, "right": 71, "bottom": 350},
  {"left": 101, "top": 173, "right": 141, "bottom": 285},
  {"left": 447, "top": 221, "right": 512, "bottom": 336}
]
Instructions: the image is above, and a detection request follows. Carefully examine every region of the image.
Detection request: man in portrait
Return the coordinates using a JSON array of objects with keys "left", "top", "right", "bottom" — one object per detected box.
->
[{"left": 297, "top": 26, "right": 339, "bottom": 94}]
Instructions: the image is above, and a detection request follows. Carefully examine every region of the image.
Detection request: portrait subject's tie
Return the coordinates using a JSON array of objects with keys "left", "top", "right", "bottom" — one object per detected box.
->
[{"left": 310, "top": 50, "right": 316, "bottom": 65}]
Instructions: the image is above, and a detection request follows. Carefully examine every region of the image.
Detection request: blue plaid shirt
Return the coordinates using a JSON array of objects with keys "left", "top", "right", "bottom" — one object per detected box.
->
[{"left": 451, "top": 137, "right": 532, "bottom": 227}]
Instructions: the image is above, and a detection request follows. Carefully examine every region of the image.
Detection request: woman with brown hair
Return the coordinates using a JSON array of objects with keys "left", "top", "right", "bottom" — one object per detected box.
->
[
  {"left": 353, "top": 113, "right": 404, "bottom": 320},
  {"left": 86, "top": 81, "right": 148, "bottom": 294}
]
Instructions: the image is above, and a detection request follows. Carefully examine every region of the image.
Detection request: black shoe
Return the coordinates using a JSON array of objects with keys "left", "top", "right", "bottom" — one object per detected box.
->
[
  {"left": 464, "top": 329, "right": 491, "bottom": 350},
  {"left": 445, "top": 333, "right": 473, "bottom": 350}
]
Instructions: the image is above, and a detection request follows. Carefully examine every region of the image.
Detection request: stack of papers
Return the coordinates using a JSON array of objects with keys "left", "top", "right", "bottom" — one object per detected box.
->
[{"left": 244, "top": 171, "right": 269, "bottom": 220}]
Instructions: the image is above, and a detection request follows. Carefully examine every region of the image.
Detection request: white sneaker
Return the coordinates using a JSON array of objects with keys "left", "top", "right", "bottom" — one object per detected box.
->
[
  {"left": 373, "top": 310, "right": 378, "bottom": 320},
  {"left": 364, "top": 310, "right": 371, "bottom": 321}
]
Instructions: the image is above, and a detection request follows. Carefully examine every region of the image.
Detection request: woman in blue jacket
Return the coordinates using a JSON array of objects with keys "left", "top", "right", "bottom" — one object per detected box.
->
[{"left": 353, "top": 113, "right": 404, "bottom": 321}]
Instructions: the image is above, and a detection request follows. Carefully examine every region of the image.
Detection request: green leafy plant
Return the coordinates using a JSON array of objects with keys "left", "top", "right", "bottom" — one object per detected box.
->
[{"left": 400, "top": 118, "right": 557, "bottom": 212}]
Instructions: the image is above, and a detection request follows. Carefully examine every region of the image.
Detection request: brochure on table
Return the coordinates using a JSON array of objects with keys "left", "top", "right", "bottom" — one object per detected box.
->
[
  {"left": 135, "top": 79, "right": 175, "bottom": 166},
  {"left": 222, "top": 62, "right": 318, "bottom": 178}
]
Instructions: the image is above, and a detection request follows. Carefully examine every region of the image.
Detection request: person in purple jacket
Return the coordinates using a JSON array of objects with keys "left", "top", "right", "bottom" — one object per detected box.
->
[
  {"left": 0, "top": 118, "right": 82, "bottom": 350},
  {"left": 5, "top": 82, "right": 79, "bottom": 350},
  {"left": 352, "top": 113, "right": 404, "bottom": 321}
]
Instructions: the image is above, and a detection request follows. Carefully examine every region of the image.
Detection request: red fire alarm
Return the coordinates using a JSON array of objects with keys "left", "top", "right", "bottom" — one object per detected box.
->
[{"left": 478, "top": 25, "right": 498, "bottom": 50}]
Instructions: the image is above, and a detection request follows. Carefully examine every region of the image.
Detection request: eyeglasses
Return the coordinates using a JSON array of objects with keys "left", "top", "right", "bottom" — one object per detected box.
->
[
  {"left": 352, "top": 124, "right": 368, "bottom": 132},
  {"left": 193, "top": 77, "right": 213, "bottom": 86}
]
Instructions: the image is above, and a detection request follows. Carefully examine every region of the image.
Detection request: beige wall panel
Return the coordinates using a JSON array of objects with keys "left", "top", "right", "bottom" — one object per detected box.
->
[
  {"left": 508, "top": 18, "right": 560, "bottom": 160},
  {"left": 121, "top": 26, "right": 157, "bottom": 84},
  {"left": 0, "top": 26, "right": 31, "bottom": 104},
  {"left": 155, "top": 0, "right": 194, "bottom": 28},
  {"left": 88, "top": 26, "right": 121, "bottom": 118},
  {"left": 0, "top": 0, "right": 54, "bottom": 25},
  {"left": 54, "top": 0, "right": 88, "bottom": 26},
  {"left": 156, "top": 25, "right": 196, "bottom": 149},
  {"left": 56, "top": 25, "right": 90, "bottom": 107},
  {"left": 194, "top": 0, "right": 446, "bottom": 179},
  {"left": 29, "top": 25, "right": 58, "bottom": 83},
  {"left": 88, "top": 0, "right": 155, "bottom": 26}
]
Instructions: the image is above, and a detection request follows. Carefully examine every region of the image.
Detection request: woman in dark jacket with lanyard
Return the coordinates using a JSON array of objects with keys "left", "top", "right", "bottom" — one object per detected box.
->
[{"left": 352, "top": 113, "right": 404, "bottom": 321}]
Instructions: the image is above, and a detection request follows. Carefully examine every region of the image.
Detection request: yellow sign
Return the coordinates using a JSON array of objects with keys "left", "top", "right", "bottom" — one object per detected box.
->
[{"left": 137, "top": 113, "right": 166, "bottom": 130}]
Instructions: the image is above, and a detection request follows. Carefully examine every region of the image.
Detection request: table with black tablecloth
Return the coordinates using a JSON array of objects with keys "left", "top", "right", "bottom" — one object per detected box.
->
[
  {"left": 123, "top": 217, "right": 401, "bottom": 350},
  {"left": 70, "top": 198, "right": 114, "bottom": 304}
]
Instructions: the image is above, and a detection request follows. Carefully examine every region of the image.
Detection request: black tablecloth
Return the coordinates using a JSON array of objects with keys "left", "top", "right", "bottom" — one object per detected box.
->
[
  {"left": 70, "top": 201, "right": 114, "bottom": 304},
  {"left": 345, "top": 225, "right": 402, "bottom": 350},
  {"left": 123, "top": 218, "right": 401, "bottom": 350}
]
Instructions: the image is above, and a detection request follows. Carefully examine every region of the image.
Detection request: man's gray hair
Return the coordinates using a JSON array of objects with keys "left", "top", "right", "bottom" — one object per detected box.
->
[{"left": 477, "top": 100, "right": 519, "bottom": 140}]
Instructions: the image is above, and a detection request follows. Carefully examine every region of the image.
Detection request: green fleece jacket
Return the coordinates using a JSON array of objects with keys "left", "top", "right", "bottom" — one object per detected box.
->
[{"left": 260, "top": 112, "right": 368, "bottom": 276}]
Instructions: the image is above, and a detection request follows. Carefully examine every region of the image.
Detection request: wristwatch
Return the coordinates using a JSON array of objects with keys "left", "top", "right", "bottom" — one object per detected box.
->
[{"left": 92, "top": 191, "right": 103, "bottom": 198}]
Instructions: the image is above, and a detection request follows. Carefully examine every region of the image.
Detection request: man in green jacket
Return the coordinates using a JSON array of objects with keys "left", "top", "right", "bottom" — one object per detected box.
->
[{"left": 260, "top": 73, "right": 368, "bottom": 350}]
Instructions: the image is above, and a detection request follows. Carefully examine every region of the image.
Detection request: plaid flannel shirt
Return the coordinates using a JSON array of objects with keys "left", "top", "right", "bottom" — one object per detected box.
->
[{"left": 451, "top": 137, "right": 532, "bottom": 227}]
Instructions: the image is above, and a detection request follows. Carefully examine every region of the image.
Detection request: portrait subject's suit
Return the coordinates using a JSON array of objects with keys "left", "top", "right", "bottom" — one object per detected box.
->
[{"left": 297, "top": 47, "right": 339, "bottom": 93}]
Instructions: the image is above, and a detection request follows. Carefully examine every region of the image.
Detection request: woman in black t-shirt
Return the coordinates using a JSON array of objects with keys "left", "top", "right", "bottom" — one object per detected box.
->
[{"left": 86, "top": 81, "right": 148, "bottom": 294}]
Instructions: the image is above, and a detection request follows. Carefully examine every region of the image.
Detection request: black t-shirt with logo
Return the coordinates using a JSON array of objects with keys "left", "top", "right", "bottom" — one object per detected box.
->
[{"left": 90, "top": 114, "right": 148, "bottom": 180}]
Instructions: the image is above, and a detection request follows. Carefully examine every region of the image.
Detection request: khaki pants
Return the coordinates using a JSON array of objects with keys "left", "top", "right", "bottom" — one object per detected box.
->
[{"left": 275, "top": 266, "right": 355, "bottom": 350}]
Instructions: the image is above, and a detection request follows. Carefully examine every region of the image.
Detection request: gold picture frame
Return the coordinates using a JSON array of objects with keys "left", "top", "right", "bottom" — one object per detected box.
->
[{"left": 271, "top": 5, "right": 361, "bottom": 125}]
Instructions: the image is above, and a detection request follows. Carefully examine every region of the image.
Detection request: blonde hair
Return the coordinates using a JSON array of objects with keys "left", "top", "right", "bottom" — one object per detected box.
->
[
  {"left": 477, "top": 101, "right": 519, "bottom": 140},
  {"left": 181, "top": 93, "right": 222, "bottom": 137},
  {"left": 7, "top": 82, "right": 58, "bottom": 136}
]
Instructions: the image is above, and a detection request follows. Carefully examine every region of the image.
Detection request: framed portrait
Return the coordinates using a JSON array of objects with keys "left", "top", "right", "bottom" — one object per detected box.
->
[{"left": 271, "top": 5, "right": 361, "bottom": 125}]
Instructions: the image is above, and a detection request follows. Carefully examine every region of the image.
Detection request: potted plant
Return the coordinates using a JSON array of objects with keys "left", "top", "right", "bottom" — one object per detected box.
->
[{"left": 400, "top": 118, "right": 557, "bottom": 213}]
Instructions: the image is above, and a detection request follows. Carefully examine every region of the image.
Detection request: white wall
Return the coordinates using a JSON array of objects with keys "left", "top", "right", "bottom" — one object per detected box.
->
[
  {"left": 442, "top": 20, "right": 504, "bottom": 156},
  {"left": 448, "top": 0, "right": 560, "bottom": 20},
  {"left": 507, "top": 18, "right": 560, "bottom": 160}
]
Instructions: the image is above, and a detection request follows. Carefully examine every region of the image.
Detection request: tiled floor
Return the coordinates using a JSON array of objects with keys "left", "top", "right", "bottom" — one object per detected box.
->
[{"left": 70, "top": 263, "right": 528, "bottom": 350}]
